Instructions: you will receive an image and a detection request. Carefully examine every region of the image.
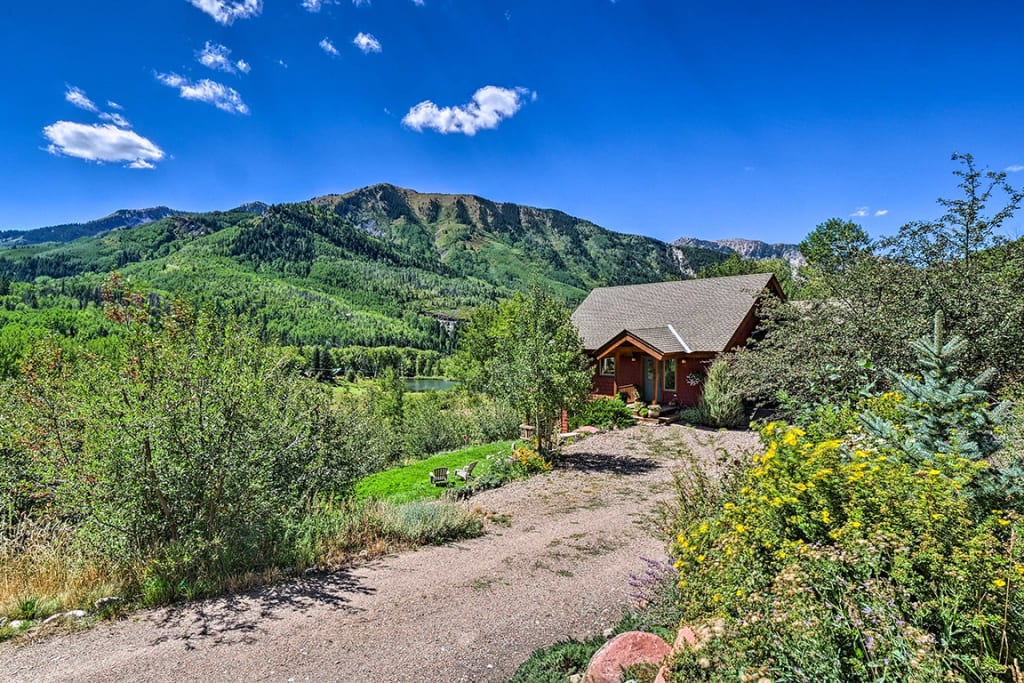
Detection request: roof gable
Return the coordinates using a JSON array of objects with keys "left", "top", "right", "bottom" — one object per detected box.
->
[{"left": 571, "top": 273, "right": 778, "bottom": 353}]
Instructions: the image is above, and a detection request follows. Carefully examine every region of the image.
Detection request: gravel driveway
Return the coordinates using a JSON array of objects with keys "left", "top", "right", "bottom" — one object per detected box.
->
[{"left": 0, "top": 425, "right": 758, "bottom": 683}]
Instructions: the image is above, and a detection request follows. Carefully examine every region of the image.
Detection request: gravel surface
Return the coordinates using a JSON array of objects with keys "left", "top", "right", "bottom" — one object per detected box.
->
[{"left": 0, "top": 425, "right": 758, "bottom": 683}]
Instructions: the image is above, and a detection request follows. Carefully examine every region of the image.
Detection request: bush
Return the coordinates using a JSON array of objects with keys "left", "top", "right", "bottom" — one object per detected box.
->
[
  {"left": 507, "top": 636, "right": 607, "bottom": 683},
  {"left": 569, "top": 397, "right": 636, "bottom": 430},
  {"left": 664, "top": 422, "right": 1024, "bottom": 681},
  {"left": 696, "top": 361, "right": 746, "bottom": 428},
  {"left": 2, "top": 276, "right": 370, "bottom": 600}
]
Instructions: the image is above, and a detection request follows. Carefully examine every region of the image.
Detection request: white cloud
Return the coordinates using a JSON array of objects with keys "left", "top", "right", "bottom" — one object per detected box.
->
[
  {"left": 301, "top": 0, "right": 323, "bottom": 10},
  {"left": 353, "top": 0, "right": 370, "bottom": 6},
  {"left": 1006, "top": 165, "right": 1024, "bottom": 173},
  {"left": 187, "top": 0, "right": 262, "bottom": 25},
  {"left": 43, "top": 121, "right": 164, "bottom": 169},
  {"left": 197, "top": 41, "right": 250, "bottom": 75},
  {"left": 403, "top": 86, "right": 534, "bottom": 136},
  {"left": 99, "top": 111, "right": 131, "bottom": 128},
  {"left": 65, "top": 85, "right": 98, "bottom": 112},
  {"left": 353, "top": 32, "right": 382, "bottom": 53},
  {"left": 107, "top": 100, "right": 123, "bottom": 110},
  {"left": 319, "top": 37, "right": 340, "bottom": 56},
  {"left": 156, "top": 72, "right": 250, "bottom": 114},
  {"left": 850, "top": 207, "right": 869, "bottom": 217},
  {"left": 874, "top": 209, "right": 888, "bottom": 217},
  {"left": 412, "top": 0, "right": 425, "bottom": 5}
]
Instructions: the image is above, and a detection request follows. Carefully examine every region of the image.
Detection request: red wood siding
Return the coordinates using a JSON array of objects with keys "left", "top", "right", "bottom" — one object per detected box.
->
[
  {"left": 674, "top": 358, "right": 706, "bottom": 407},
  {"left": 617, "top": 353, "right": 643, "bottom": 395}
]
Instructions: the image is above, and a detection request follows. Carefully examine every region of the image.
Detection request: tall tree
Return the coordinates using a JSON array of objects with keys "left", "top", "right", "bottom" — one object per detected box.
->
[{"left": 452, "top": 288, "right": 591, "bottom": 451}]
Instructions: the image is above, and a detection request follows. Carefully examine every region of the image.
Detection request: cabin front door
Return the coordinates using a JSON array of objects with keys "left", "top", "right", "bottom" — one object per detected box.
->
[{"left": 642, "top": 357, "right": 655, "bottom": 402}]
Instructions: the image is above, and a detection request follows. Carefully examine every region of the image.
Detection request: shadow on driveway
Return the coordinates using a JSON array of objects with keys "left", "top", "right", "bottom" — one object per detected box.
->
[
  {"left": 557, "top": 451, "right": 661, "bottom": 476},
  {"left": 147, "top": 569, "right": 375, "bottom": 649}
]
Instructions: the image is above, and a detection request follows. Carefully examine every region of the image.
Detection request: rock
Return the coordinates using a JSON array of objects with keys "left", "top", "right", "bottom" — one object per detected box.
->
[
  {"left": 94, "top": 596, "right": 123, "bottom": 610},
  {"left": 577, "top": 426, "right": 602, "bottom": 434},
  {"left": 66, "top": 610, "right": 87, "bottom": 619},
  {"left": 652, "top": 625, "right": 700, "bottom": 683},
  {"left": 673, "top": 626, "right": 697, "bottom": 651},
  {"left": 602, "top": 627, "right": 615, "bottom": 638},
  {"left": 8, "top": 620, "right": 23, "bottom": 630},
  {"left": 569, "top": 675, "right": 583, "bottom": 683},
  {"left": 42, "top": 614, "right": 63, "bottom": 625},
  {"left": 582, "top": 631, "right": 671, "bottom": 683}
]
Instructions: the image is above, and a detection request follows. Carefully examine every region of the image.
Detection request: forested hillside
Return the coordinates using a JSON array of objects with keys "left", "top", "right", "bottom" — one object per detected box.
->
[{"left": 0, "top": 185, "right": 730, "bottom": 372}]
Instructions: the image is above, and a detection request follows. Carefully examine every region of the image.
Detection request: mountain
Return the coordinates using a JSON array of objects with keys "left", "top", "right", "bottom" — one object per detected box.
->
[
  {"left": 0, "top": 207, "right": 185, "bottom": 247},
  {"left": 0, "top": 185, "right": 731, "bottom": 351},
  {"left": 672, "top": 236, "right": 805, "bottom": 268}
]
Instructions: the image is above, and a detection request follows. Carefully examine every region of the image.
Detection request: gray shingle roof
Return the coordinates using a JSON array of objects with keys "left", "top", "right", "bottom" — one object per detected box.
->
[{"left": 571, "top": 273, "right": 776, "bottom": 353}]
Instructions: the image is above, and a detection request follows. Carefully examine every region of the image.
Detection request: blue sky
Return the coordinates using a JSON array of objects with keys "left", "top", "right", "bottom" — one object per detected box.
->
[{"left": 2, "top": 1, "right": 1023, "bottom": 244}]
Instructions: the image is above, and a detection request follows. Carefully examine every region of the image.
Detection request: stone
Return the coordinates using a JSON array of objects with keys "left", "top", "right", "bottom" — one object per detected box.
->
[
  {"left": 652, "top": 625, "right": 700, "bottom": 683},
  {"left": 673, "top": 626, "right": 697, "bottom": 651},
  {"left": 8, "top": 620, "right": 23, "bottom": 630},
  {"left": 577, "top": 426, "right": 602, "bottom": 434},
  {"left": 66, "top": 609, "right": 87, "bottom": 619},
  {"left": 95, "top": 596, "right": 123, "bottom": 610},
  {"left": 582, "top": 631, "right": 671, "bottom": 683}
]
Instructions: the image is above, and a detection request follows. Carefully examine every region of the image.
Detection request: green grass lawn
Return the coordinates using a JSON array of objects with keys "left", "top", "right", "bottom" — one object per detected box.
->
[{"left": 354, "top": 441, "right": 513, "bottom": 503}]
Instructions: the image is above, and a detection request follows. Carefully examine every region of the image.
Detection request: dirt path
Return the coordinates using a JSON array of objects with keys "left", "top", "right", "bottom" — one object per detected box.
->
[{"left": 0, "top": 425, "right": 757, "bottom": 683}]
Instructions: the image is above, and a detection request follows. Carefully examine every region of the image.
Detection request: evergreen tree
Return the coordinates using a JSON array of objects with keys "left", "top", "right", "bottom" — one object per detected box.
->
[{"left": 860, "top": 311, "right": 1009, "bottom": 464}]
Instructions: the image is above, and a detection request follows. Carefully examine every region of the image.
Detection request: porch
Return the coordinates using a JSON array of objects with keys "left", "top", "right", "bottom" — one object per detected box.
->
[{"left": 589, "top": 333, "right": 710, "bottom": 407}]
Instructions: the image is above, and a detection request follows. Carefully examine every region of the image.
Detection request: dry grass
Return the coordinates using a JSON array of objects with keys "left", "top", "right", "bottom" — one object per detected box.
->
[
  {"left": 1, "top": 498, "right": 483, "bottom": 632},
  {"left": 0, "top": 519, "right": 130, "bottom": 621}
]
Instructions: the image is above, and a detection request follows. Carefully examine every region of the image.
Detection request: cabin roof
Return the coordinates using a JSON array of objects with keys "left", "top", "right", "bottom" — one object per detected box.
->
[{"left": 571, "top": 272, "right": 780, "bottom": 354}]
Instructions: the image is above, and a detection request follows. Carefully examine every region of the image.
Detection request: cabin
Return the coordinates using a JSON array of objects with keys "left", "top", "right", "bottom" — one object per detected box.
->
[{"left": 571, "top": 273, "right": 784, "bottom": 407}]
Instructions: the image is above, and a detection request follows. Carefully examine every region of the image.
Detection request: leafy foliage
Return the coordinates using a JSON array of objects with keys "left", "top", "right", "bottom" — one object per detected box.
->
[
  {"left": 661, "top": 318, "right": 1024, "bottom": 682},
  {"left": 696, "top": 361, "right": 747, "bottom": 428},
  {"left": 732, "top": 154, "right": 1024, "bottom": 411},
  {"left": 3, "top": 275, "right": 371, "bottom": 588},
  {"left": 569, "top": 397, "right": 636, "bottom": 430},
  {"left": 452, "top": 288, "right": 592, "bottom": 450}
]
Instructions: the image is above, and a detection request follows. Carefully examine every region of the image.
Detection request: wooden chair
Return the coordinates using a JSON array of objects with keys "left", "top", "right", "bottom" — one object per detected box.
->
[
  {"left": 455, "top": 460, "right": 478, "bottom": 482},
  {"left": 429, "top": 467, "right": 450, "bottom": 487}
]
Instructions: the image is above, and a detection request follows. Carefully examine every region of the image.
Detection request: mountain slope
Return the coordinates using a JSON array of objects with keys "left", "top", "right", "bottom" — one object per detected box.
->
[
  {"left": 0, "top": 185, "right": 731, "bottom": 350},
  {"left": 0, "top": 207, "right": 186, "bottom": 246},
  {"left": 672, "top": 236, "right": 805, "bottom": 268}
]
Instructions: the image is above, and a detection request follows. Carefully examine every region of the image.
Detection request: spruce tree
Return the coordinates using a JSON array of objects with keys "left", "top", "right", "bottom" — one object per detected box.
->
[{"left": 860, "top": 311, "right": 1009, "bottom": 464}]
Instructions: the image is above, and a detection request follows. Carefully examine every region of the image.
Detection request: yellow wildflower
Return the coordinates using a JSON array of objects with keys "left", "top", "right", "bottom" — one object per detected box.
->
[{"left": 993, "top": 579, "right": 1007, "bottom": 588}]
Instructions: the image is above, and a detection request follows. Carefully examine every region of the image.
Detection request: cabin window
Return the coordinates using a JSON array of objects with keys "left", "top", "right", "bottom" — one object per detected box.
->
[
  {"left": 599, "top": 357, "right": 616, "bottom": 376},
  {"left": 662, "top": 359, "right": 677, "bottom": 391}
]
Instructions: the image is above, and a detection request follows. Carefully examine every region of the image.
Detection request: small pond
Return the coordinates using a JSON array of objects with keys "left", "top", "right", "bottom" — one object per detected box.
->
[{"left": 403, "top": 377, "right": 457, "bottom": 392}]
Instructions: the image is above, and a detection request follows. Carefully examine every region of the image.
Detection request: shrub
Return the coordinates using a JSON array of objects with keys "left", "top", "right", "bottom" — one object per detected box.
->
[
  {"left": 507, "top": 636, "right": 607, "bottom": 683},
  {"left": 664, "top": 422, "right": 1024, "bottom": 681},
  {"left": 696, "top": 361, "right": 746, "bottom": 428},
  {"left": 511, "top": 444, "right": 553, "bottom": 475},
  {"left": 569, "top": 397, "right": 636, "bottom": 430},
  {"left": 2, "top": 276, "right": 366, "bottom": 597}
]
